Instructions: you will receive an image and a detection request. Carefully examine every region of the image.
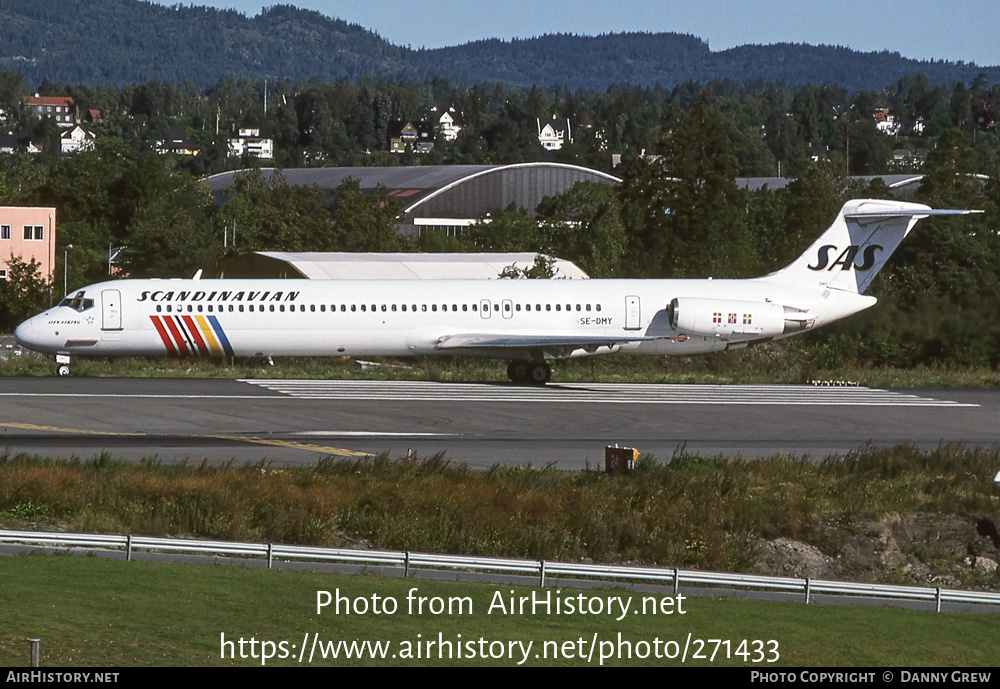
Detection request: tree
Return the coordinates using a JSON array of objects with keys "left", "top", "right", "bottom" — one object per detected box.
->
[
  {"left": 463, "top": 205, "right": 541, "bottom": 253},
  {"left": 220, "top": 168, "right": 338, "bottom": 253},
  {"left": 498, "top": 254, "right": 556, "bottom": 279},
  {"left": 618, "top": 90, "right": 753, "bottom": 277},
  {"left": 0, "top": 255, "right": 51, "bottom": 330},
  {"left": 536, "top": 182, "right": 627, "bottom": 277},
  {"left": 120, "top": 159, "right": 219, "bottom": 277},
  {"left": 328, "top": 179, "right": 405, "bottom": 252}
]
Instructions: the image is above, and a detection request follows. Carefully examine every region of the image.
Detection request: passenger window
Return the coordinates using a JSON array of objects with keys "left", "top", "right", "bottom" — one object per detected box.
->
[
  {"left": 156, "top": 305, "right": 161, "bottom": 313},
  {"left": 432, "top": 305, "right": 437, "bottom": 312}
]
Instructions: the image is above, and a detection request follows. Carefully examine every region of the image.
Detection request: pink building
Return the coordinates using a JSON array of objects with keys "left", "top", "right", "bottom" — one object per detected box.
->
[{"left": 0, "top": 206, "right": 56, "bottom": 284}]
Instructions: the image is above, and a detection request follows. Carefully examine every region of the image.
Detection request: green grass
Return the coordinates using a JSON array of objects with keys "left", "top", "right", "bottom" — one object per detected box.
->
[
  {"left": 0, "top": 554, "right": 996, "bottom": 667},
  {"left": 1, "top": 446, "right": 999, "bottom": 589}
]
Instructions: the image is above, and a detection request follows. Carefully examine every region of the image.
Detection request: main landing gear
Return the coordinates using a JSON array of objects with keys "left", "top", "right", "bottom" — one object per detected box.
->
[{"left": 506, "top": 360, "right": 551, "bottom": 385}]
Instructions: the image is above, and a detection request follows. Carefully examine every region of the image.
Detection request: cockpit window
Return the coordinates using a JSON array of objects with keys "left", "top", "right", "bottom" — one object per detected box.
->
[{"left": 58, "top": 291, "right": 95, "bottom": 313}]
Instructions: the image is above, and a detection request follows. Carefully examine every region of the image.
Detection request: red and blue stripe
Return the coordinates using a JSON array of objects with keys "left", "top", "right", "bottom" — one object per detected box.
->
[{"left": 150, "top": 315, "right": 235, "bottom": 357}]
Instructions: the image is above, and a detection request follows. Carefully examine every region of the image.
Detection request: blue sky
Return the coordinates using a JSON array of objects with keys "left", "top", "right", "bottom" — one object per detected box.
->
[{"left": 151, "top": 0, "right": 1000, "bottom": 66}]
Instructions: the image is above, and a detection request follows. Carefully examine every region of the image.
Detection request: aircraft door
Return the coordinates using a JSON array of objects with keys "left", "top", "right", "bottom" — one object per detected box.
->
[
  {"left": 102, "top": 289, "right": 122, "bottom": 331},
  {"left": 480, "top": 299, "right": 491, "bottom": 319},
  {"left": 502, "top": 299, "right": 513, "bottom": 319},
  {"left": 624, "top": 295, "right": 641, "bottom": 330}
]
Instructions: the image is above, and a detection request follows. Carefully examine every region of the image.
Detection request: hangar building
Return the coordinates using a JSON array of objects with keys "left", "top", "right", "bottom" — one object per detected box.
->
[
  {"left": 203, "top": 163, "right": 622, "bottom": 237},
  {"left": 213, "top": 251, "right": 589, "bottom": 280}
]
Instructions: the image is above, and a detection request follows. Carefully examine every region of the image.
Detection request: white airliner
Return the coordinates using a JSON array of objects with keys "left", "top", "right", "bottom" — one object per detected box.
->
[{"left": 14, "top": 199, "right": 979, "bottom": 383}]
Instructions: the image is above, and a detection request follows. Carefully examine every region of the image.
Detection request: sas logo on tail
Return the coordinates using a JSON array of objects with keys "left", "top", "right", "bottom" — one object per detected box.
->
[{"left": 807, "top": 244, "right": 883, "bottom": 272}]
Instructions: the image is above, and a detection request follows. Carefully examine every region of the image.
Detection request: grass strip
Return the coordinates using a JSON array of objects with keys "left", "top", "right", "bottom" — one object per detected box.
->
[
  {"left": 4, "top": 350, "right": 1000, "bottom": 387},
  {"left": 1, "top": 554, "right": 997, "bottom": 667}
]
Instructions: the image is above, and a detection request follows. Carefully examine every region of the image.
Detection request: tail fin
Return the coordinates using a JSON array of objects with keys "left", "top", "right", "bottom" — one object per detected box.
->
[{"left": 765, "top": 199, "right": 979, "bottom": 294}]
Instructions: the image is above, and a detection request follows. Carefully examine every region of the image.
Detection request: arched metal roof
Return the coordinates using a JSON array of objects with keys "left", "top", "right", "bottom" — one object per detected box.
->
[{"left": 203, "top": 163, "right": 621, "bottom": 223}]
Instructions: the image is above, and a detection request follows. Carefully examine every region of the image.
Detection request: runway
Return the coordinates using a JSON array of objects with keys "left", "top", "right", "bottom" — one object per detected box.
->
[{"left": 0, "top": 377, "right": 996, "bottom": 468}]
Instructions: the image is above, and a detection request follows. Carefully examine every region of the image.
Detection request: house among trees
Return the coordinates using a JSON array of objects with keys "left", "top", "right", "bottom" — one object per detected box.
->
[
  {"left": 389, "top": 120, "right": 435, "bottom": 153},
  {"left": 25, "top": 95, "right": 78, "bottom": 127},
  {"left": 156, "top": 125, "right": 201, "bottom": 156},
  {"left": 0, "top": 134, "right": 40, "bottom": 155},
  {"left": 434, "top": 106, "right": 463, "bottom": 142},
  {"left": 873, "top": 109, "right": 901, "bottom": 136},
  {"left": 228, "top": 128, "right": 273, "bottom": 159},
  {"left": 0, "top": 206, "right": 56, "bottom": 283},
  {"left": 808, "top": 143, "right": 829, "bottom": 162},
  {"left": 537, "top": 116, "right": 572, "bottom": 150},
  {"left": 60, "top": 124, "right": 96, "bottom": 153}
]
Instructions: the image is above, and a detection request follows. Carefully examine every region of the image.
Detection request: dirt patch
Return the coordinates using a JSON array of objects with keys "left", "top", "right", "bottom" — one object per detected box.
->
[{"left": 757, "top": 512, "right": 1000, "bottom": 588}]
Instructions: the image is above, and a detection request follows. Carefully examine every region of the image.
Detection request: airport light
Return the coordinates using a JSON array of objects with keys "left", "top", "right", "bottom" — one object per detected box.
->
[{"left": 63, "top": 244, "right": 73, "bottom": 296}]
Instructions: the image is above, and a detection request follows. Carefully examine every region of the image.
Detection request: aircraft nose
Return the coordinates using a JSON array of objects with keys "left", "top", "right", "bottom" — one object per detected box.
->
[{"left": 14, "top": 318, "right": 35, "bottom": 350}]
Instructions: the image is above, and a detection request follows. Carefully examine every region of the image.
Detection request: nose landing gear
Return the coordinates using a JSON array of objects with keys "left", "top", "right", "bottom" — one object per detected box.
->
[
  {"left": 55, "top": 354, "right": 72, "bottom": 377},
  {"left": 506, "top": 360, "right": 551, "bottom": 385}
]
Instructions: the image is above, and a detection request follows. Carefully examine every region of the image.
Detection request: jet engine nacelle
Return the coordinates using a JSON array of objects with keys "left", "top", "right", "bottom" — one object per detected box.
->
[{"left": 668, "top": 297, "right": 815, "bottom": 340}]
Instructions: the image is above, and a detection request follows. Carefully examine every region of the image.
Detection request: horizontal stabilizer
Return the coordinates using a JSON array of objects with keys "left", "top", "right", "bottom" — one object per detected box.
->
[{"left": 845, "top": 208, "right": 983, "bottom": 220}]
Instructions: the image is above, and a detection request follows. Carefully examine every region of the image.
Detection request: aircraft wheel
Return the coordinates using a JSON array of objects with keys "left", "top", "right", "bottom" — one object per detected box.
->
[
  {"left": 528, "top": 363, "right": 551, "bottom": 385},
  {"left": 57, "top": 365, "right": 71, "bottom": 377},
  {"left": 507, "top": 361, "right": 530, "bottom": 383}
]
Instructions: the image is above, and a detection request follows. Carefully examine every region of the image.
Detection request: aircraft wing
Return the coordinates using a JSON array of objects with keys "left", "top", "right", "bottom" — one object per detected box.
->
[{"left": 433, "top": 332, "right": 659, "bottom": 350}]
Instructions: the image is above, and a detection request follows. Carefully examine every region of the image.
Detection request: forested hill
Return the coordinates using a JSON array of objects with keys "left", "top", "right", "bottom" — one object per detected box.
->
[{"left": 2, "top": 0, "right": 998, "bottom": 91}]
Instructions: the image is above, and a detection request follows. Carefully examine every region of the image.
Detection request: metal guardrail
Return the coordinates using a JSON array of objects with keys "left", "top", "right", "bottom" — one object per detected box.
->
[{"left": 3, "top": 528, "right": 999, "bottom": 612}]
